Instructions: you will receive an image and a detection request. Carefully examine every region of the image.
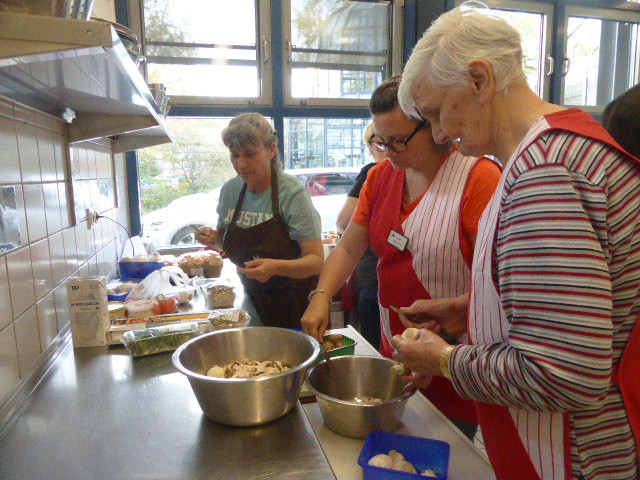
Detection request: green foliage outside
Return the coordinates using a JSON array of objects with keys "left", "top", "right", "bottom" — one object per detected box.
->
[{"left": 138, "top": 118, "right": 236, "bottom": 214}]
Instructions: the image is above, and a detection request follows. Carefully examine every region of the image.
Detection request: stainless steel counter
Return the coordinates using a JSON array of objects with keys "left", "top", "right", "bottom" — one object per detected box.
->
[
  {"left": 305, "top": 326, "right": 496, "bottom": 480},
  {"left": 0, "top": 340, "right": 335, "bottom": 480}
]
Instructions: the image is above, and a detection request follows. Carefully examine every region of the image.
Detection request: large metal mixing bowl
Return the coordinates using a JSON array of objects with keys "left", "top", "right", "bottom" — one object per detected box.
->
[
  {"left": 172, "top": 327, "right": 320, "bottom": 426},
  {"left": 306, "top": 355, "right": 415, "bottom": 438}
]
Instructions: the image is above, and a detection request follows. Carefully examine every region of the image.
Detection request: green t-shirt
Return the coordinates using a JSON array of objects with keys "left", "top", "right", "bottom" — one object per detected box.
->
[{"left": 216, "top": 170, "right": 321, "bottom": 242}]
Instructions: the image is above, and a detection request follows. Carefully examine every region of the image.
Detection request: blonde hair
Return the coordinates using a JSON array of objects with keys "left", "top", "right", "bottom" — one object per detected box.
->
[
  {"left": 399, "top": 6, "right": 526, "bottom": 119},
  {"left": 221, "top": 113, "right": 282, "bottom": 167},
  {"left": 363, "top": 122, "right": 375, "bottom": 144}
]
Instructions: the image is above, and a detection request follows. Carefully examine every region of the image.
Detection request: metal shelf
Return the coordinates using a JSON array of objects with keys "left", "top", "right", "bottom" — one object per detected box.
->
[{"left": 0, "top": 12, "right": 172, "bottom": 153}]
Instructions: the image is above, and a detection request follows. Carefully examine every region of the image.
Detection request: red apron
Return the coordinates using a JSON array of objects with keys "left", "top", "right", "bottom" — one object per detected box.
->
[
  {"left": 470, "top": 108, "right": 640, "bottom": 480},
  {"left": 369, "top": 154, "right": 479, "bottom": 424}
]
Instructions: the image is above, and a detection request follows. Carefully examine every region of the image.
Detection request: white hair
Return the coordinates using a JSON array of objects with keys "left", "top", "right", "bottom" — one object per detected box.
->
[{"left": 398, "top": 6, "right": 526, "bottom": 119}]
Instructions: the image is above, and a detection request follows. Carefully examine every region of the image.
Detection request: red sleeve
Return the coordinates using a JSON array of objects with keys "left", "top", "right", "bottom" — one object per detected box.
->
[{"left": 461, "top": 158, "right": 502, "bottom": 238}]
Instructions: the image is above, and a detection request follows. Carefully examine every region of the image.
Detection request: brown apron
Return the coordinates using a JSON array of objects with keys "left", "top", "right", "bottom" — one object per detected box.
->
[{"left": 222, "top": 165, "right": 317, "bottom": 328}]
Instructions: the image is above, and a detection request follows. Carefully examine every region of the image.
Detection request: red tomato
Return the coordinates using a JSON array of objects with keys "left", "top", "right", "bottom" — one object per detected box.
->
[
  {"left": 152, "top": 301, "right": 162, "bottom": 316},
  {"left": 158, "top": 296, "right": 178, "bottom": 314}
]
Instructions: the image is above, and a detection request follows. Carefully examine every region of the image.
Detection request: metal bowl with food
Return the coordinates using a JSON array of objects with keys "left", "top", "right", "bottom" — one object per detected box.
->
[
  {"left": 172, "top": 327, "right": 320, "bottom": 426},
  {"left": 306, "top": 355, "right": 415, "bottom": 438}
]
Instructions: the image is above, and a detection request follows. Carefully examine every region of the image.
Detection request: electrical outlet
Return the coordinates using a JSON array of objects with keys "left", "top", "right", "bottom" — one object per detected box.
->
[{"left": 86, "top": 209, "right": 98, "bottom": 229}]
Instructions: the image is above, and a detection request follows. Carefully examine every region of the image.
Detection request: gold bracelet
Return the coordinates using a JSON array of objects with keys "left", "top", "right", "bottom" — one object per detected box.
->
[
  {"left": 308, "top": 289, "right": 331, "bottom": 305},
  {"left": 439, "top": 345, "right": 456, "bottom": 380}
]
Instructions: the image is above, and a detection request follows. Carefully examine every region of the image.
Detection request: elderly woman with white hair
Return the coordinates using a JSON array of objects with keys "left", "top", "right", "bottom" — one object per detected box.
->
[{"left": 392, "top": 6, "right": 640, "bottom": 480}]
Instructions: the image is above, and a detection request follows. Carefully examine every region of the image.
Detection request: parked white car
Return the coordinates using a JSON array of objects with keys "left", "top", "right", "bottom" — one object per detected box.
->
[{"left": 141, "top": 167, "right": 362, "bottom": 246}]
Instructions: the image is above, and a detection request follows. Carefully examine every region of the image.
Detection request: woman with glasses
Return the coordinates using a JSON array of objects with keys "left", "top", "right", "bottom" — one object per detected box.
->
[
  {"left": 335, "top": 122, "right": 386, "bottom": 350},
  {"left": 301, "top": 76, "right": 501, "bottom": 438}
]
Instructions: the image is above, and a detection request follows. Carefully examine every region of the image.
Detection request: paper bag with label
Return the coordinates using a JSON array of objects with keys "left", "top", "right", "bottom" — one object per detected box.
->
[{"left": 67, "top": 276, "right": 110, "bottom": 348}]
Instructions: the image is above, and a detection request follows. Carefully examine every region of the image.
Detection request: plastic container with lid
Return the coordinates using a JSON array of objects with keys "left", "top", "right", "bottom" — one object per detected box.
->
[
  {"left": 108, "top": 301, "right": 126, "bottom": 321},
  {"left": 125, "top": 299, "right": 155, "bottom": 318}
]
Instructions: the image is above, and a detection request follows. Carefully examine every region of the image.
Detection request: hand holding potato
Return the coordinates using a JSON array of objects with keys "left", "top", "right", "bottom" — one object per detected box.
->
[
  {"left": 238, "top": 258, "right": 279, "bottom": 283},
  {"left": 195, "top": 226, "right": 216, "bottom": 246},
  {"left": 390, "top": 328, "right": 448, "bottom": 378}
]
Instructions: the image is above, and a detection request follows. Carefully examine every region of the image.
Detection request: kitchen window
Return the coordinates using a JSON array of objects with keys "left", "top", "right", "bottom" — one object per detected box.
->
[
  {"left": 138, "top": 117, "right": 236, "bottom": 246},
  {"left": 284, "top": 117, "right": 370, "bottom": 169},
  {"left": 561, "top": 6, "right": 640, "bottom": 110},
  {"left": 282, "top": 0, "right": 403, "bottom": 107},
  {"left": 455, "top": 0, "right": 554, "bottom": 100},
  {"left": 141, "top": 0, "right": 272, "bottom": 106}
]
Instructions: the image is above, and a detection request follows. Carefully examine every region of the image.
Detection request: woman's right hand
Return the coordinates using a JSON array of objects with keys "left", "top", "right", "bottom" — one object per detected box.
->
[
  {"left": 301, "top": 294, "right": 331, "bottom": 342},
  {"left": 399, "top": 294, "right": 469, "bottom": 340},
  {"left": 195, "top": 226, "right": 216, "bottom": 246}
]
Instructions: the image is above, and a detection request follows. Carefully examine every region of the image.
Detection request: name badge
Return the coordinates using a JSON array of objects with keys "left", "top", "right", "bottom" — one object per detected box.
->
[{"left": 387, "top": 229, "right": 409, "bottom": 251}]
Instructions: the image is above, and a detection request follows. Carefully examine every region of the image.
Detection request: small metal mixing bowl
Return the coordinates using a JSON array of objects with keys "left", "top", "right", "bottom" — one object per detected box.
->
[
  {"left": 306, "top": 355, "right": 415, "bottom": 438},
  {"left": 172, "top": 327, "right": 320, "bottom": 426}
]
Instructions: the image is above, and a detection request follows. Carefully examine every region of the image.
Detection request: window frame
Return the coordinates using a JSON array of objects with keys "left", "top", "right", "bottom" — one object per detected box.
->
[
  {"left": 281, "top": 0, "right": 404, "bottom": 108},
  {"left": 133, "top": 0, "right": 273, "bottom": 107},
  {"left": 454, "top": 0, "right": 554, "bottom": 101},
  {"left": 561, "top": 5, "right": 640, "bottom": 113}
]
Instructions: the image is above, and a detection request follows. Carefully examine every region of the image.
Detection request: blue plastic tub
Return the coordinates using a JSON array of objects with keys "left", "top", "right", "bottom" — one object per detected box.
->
[
  {"left": 358, "top": 431, "right": 450, "bottom": 480},
  {"left": 107, "top": 292, "right": 128, "bottom": 302},
  {"left": 118, "top": 261, "right": 163, "bottom": 281}
]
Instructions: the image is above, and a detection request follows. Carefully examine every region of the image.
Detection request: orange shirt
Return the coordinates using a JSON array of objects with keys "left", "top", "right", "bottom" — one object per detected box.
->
[{"left": 353, "top": 156, "right": 501, "bottom": 262}]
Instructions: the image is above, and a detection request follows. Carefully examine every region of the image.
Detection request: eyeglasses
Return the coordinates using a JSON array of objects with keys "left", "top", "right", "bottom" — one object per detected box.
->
[{"left": 369, "top": 121, "right": 426, "bottom": 153}]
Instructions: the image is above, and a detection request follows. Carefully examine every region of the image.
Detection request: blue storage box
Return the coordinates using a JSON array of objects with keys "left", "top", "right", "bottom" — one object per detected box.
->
[
  {"left": 358, "top": 431, "right": 450, "bottom": 480},
  {"left": 118, "top": 261, "right": 164, "bottom": 281},
  {"left": 107, "top": 292, "right": 128, "bottom": 302}
]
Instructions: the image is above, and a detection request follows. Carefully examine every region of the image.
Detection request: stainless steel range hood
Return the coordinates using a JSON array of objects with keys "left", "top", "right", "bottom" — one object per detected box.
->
[{"left": 0, "top": 12, "right": 172, "bottom": 153}]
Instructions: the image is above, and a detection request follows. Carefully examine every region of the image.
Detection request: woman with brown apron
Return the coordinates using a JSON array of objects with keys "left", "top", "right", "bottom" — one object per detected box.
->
[{"left": 196, "top": 113, "right": 323, "bottom": 328}]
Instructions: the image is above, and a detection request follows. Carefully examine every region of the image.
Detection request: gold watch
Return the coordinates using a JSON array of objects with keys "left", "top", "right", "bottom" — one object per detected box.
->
[{"left": 439, "top": 345, "right": 456, "bottom": 380}]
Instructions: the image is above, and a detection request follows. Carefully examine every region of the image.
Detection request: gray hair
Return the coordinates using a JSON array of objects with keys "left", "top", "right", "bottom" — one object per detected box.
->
[
  {"left": 221, "top": 113, "right": 282, "bottom": 167},
  {"left": 398, "top": 6, "right": 526, "bottom": 119}
]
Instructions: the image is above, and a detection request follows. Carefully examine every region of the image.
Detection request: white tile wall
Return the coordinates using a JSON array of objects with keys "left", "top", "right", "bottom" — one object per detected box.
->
[
  {"left": 30, "top": 238, "right": 53, "bottom": 302},
  {"left": 42, "top": 182, "right": 62, "bottom": 235},
  {"left": 23, "top": 183, "right": 47, "bottom": 243},
  {"left": 15, "top": 109, "right": 40, "bottom": 184},
  {"left": 0, "top": 96, "right": 129, "bottom": 404},
  {"left": 36, "top": 293, "right": 58, "bottom": 352},
  {"left": 14, "top": 306, "right": 41, "bottom": 377},
  {"left": 0, "top": 324, "right": 20, "bottom": 402},
  {"left": 0, "top": 256, "right": 13, "bottom": 331},
  {"left": 48, "top": 232, "right": 67, "bottom": 287},
  {"left": 6, "top": 246, "right": 35, "bottom": 318},
  {"left": 0, "top": 115, "right": 21, "bottom": 183},
  {"left": 37, "top": 128, "right": 57, "bottom": 183}
]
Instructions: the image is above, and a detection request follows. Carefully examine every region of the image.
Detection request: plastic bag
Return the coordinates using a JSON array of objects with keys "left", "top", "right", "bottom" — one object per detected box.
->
[
  {"left": 121, "top": 322, "right": 201, "bottom": 357},
  {"left": 204, "top": 278, "right": 236, "bottom": 308},
  {"left": 125, "top": 266, "right": 192, "bottom": 303},
  {"left": 208, "top": 308, "right": 250, "bottom": 331}
]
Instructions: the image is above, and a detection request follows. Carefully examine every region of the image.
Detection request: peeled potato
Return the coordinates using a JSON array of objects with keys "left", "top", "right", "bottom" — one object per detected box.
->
[
  {"left": 368, "top": 454, "right": 393, "bottom": 469},
  {"left": 402, "top": 328, "right": 420, "bottom": 341}
]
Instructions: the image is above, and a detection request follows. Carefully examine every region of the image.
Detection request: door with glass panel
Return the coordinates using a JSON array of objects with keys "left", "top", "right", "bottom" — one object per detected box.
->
[
  {"left": 141, "top": 0, "right": 272, "bottom": 106},
  {"left": 561, "top": 6, "right": 640, "bottom": 112},
  {"left": 455, "top": 0, "right": 554, "bottom": 101},
  {"left": 282, "top": 0, "right": 403, "bottom": 107}
]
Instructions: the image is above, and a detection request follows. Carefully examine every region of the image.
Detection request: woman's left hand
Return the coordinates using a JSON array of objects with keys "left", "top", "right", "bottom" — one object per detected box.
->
[
  {"left": 391, "top": 328, "right": 449, "bottom": 377},
  {"left": 238, "top": 258, "right": 279, "bottom": 282},
  {"left": 400, "top": 371, "right": 434, "bottom": 393}
]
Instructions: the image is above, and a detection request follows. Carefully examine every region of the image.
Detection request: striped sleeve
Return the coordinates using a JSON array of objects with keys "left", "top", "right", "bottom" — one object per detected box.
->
[{"left": 451, "top": 132, "right": 640, "bottom": 412}]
